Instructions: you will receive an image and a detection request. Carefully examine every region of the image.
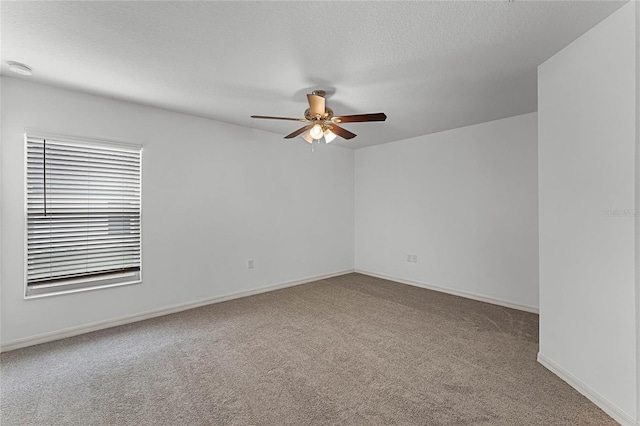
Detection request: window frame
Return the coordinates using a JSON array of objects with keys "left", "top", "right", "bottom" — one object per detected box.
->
[{"left": 23, "top": 130, "right": 143, "bottom": 299}]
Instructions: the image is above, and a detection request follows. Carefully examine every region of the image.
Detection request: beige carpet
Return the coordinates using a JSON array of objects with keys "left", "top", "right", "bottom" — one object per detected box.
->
[{"left": 1, "top": 273, "right": 615, "bottom": 425}]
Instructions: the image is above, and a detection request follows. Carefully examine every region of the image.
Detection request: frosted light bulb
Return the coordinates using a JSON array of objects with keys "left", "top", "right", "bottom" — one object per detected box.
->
[{"left": 309, "top": 123, "right": 323, "bottom": 139}]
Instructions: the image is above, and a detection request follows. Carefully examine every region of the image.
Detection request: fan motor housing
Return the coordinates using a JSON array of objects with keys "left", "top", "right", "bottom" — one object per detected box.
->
[{"left": 305, "top": 107, "right": 333, "bottom": 121}]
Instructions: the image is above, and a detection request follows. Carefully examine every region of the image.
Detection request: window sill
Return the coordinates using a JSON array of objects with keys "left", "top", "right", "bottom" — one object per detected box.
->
[{"left": 25, "top": 272, "right": 142, "bottom": 299}]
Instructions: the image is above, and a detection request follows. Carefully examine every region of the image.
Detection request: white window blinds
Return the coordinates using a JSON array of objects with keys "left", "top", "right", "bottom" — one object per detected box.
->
[{"left": 26, "top": 134, "right": 142, "bottom": 296}]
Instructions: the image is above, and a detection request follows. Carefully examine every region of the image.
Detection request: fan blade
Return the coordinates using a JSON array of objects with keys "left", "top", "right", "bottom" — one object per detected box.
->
[
  {"left": 307, "top": 94, "right": 326, "bottom": 117},
  {"left": 332, "top": 113, "right": 387, "bottom": 123},
  {"left": 251, "top": 115, "right": 308, "bottom": 122},
  {"left": 326, "top": 124, "right": 357, "bottom": 140},
  {"left": 284, "top": 125, "right": 311, "bottom": 139}
]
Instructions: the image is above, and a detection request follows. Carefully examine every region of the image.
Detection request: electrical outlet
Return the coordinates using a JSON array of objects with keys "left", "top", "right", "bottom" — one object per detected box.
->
[
  {"left": 248, "top": 259, "right": 254, "bottom": 269},
  {"left": 412, "top": 255, "right": 418, "bottom": 263},
  {"left": 406, "top": 254, "right": 412, "bottom": 262}
]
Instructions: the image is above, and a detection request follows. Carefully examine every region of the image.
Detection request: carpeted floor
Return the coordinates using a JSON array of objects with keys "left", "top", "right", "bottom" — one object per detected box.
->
[{"left": 1, "top": 273, "right": 615, "bottom": 425}]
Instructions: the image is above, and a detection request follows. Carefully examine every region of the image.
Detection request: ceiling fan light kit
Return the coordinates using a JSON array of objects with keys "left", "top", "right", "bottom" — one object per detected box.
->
[
  {"left": 301, "top": 131, "right": 314, "bottom": 144},
  {"left": 251, "top": 89, "right": 386, "bottom": 145},
  {"left": 323, "top": 128, "right": 337, "bottom": 143}
]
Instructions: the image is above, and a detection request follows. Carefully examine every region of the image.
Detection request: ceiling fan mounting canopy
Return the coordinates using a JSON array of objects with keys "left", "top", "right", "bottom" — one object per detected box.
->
[{"left": 251, "top": 89, "right": 386, "bottom": 143}]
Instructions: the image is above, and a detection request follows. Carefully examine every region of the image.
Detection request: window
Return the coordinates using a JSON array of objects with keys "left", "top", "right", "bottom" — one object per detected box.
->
[{"left": 25, "top": 133, "right": 142, "bottom": 297}]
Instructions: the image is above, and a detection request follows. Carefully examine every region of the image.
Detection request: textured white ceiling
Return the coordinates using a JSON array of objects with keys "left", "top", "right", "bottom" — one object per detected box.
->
[{"left": 1, "top": 1, "right": 627, "bottom": 148}]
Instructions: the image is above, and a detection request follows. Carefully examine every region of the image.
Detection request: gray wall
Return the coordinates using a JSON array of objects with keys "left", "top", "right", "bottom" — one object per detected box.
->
[
  {"left": 354, "top": 113, "right": 539, "bottom": 312},
  {"left": 538, "top": 2, "right": 637, "bottom": 423},
  {"left": 1, "top": 77, "right": 355, "bottom": 347}
]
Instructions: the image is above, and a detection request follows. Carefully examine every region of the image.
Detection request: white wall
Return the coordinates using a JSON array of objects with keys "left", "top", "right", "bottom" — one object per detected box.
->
[
  {"left": 0, "top": 77, "right": 354, "bottom": 347},
  {"left": 636, "top": 2, "right": 640, "bottom": 421},
  {"left": 538, "top": 2, "right": 637, "bottom": 424},
  {"left": 354, "top": 113, "right": 539, "bottom": 312}
]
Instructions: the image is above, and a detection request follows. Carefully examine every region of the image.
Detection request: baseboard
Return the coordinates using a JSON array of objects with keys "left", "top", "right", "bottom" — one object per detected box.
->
[
  {"left": 537, "top": 352, "right": 635, "bottom": 426},
  {"left": 355, "top": 269, "right": 539, "bottom": 314},
  {"left": 0, "top": 269, "right": 354, "bottom": 353}
]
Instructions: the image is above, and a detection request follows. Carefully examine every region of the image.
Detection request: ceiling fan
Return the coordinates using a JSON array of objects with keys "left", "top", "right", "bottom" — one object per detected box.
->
[{"left": 251, "top": 90, "right": 387, "bottom": 144}]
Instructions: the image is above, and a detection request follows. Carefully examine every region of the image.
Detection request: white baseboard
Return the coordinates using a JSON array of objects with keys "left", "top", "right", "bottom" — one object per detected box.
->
[
  {"left": 355, "top": 269, "right": 539, "bottom": 314},
  {"left": 537, "top": 352, "right": 635, "bottom": 426},
  {"left": 0, "top": 269, "right": 354, "bottom": 353}
]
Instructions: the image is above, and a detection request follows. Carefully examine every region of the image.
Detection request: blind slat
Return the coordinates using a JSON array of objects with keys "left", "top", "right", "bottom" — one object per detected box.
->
[
  {"left": 28, "top": 140, "right": 141, "bottom": 156},
  {"left": 29, "top": 249, "right": 141, "bottom": 262},
  {"left": 28, "top": 267, "right": 140, "bottom": 284},
  {"left": 28, "top": 258, "right": 141, "bottom": 274},
  {"left": 28, "top": 243, "right": 140, "bottom": 255}
]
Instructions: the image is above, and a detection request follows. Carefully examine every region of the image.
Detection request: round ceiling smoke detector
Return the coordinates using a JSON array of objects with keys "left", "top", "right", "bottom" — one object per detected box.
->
[{"left": 8, "top": 61, "right": 32, "bottom": 76}]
